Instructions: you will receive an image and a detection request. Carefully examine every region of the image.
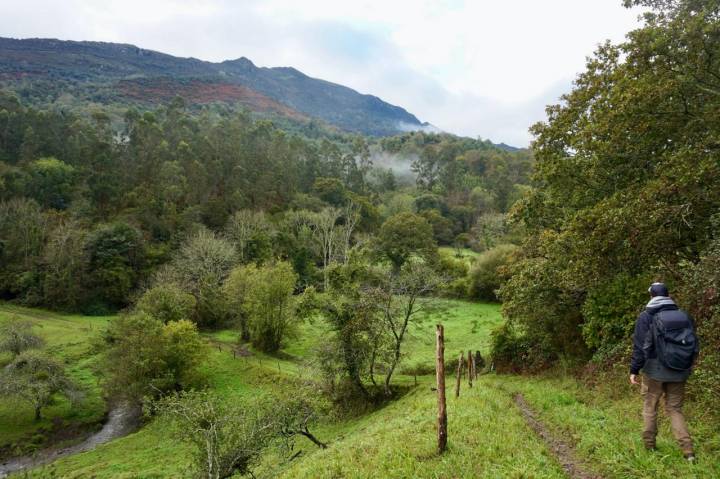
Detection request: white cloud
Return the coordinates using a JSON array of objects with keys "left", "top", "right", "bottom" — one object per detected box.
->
[{"left": 0, "top": 0, "right": 644, "bottom": 146}]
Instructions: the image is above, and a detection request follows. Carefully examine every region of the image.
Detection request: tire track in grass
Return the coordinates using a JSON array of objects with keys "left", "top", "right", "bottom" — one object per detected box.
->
[{"left": 513, "top": 393, "right": 604, "bottom": 479}]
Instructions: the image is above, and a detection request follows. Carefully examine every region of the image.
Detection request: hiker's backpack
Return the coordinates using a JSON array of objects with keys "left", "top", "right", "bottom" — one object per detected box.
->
[{"left": 647, "top": 309, "right": 699, "bottom": 371}]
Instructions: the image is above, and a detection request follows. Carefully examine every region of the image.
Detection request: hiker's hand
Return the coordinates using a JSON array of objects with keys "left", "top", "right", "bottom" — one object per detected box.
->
[{"left": 630, "top": 374, "right": 639, "bottom": 385}]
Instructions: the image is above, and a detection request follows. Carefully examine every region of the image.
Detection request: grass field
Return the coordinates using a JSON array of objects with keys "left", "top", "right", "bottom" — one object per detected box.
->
[
  {"left": 3, "top": 300, "right": 719, "bottom": 478},
  {"left": 0, "top": 305, "right": 110, "bottom": 454},
  {"left": 438, "top": 246, "right": 480, "bottom": 269}
]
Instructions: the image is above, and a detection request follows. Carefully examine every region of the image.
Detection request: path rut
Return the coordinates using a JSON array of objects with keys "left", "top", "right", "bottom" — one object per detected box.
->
[{"left": 513, "top": 393, "right": 604, "bottom": 479}]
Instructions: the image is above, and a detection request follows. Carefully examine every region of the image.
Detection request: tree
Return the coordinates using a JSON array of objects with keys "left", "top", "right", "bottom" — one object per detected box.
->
[
  {"left": 103, "top": 313, "right": 206, "bottom": 403},
  {"left": 376, "top": 212, "right": 437, "bottom": 270},
  {"left": 337, "top": 201, "right": 361, "bottom": 264},
  {"left": 420, "top": 209, "right": 455, "bottom": 245},
  {"left": 136, "top": 283, "right": 197, "bottom": 324},
  {"left": 0, "top": 351, "right": 79, "bottom": 421},
  {"left": 370, "top": 262, "right": 443, "bottom": 395},
  {"left": 499, "top": 0, "right": 720, "bottom": 365},
  {"left": 222, "top": 265, "right": 253, "bottom": 340},
  {"left": 304, "top": 261, "right": 387, "bottom": 399},
  {"left": 224, "top": 209, "right": 272, "bottom": 264},
  {"left": 152, "top": 391, "right": 327, "bottom": 479},
  {"left": 26, "top": 157, "right": 76, "bottom": 210},
  {"left": 240, "top": 262, "right": 299, "bottom": 353},
  {"left": 161, "top": 229, "right": 237, "bottom": 327},
  {"left": 152, "top": 390, "right": 276, "bottom": 479},
  {"left": 84, "top": 222, "right": 145, "bottom": 310},
  {"left": 165, "top": 229, "right": 238, "bottom": 291},
  {"left": 42, "top": 219, "right": 88, "bottom": 310},
  {"left": 0, "top": 198, "right": 47, "bottom": 299},
  {"left": 0, "top": 318, "right": 44, "bottom": 357},
  {"left": 306, "top": 207, "right": 341, "bottom": 290}
]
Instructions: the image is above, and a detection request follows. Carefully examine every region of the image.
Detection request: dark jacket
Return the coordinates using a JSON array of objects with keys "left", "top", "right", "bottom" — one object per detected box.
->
[{"left": 630, "top": 302, "right": 696, "bottom": 382}]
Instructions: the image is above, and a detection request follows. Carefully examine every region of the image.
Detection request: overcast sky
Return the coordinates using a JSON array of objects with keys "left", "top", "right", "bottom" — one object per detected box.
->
[{"left": 1, "top": 1, "right": 645, "bottom": 146}]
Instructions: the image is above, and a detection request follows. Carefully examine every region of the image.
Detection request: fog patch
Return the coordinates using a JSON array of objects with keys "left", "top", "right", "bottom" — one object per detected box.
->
[
  {"left": 396, "top": 121, "right": 443, "bottom": 134},
  {"left": 368, "top": 150, "right": 419, "bottom": 187}
]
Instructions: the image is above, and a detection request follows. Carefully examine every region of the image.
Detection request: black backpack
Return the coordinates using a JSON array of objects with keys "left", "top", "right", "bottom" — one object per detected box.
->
[{"left": 647, "top": 309, "right": 699, "bottom": 371}]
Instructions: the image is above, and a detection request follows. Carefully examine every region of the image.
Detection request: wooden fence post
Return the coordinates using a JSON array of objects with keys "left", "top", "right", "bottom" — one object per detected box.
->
[
  {"left": 455, "top": 351, "right": 463, "bottom": 398},
  {"left": 436, "top": 324, "right": 447, "bottom": 454},
  {"left": 467, "top": 351, "right": 473, "bottom": 388}
]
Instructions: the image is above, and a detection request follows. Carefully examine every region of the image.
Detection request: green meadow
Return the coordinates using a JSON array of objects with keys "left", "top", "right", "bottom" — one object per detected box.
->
[{"left": 2, "top": 301, "right": 717, "bottom": 478}]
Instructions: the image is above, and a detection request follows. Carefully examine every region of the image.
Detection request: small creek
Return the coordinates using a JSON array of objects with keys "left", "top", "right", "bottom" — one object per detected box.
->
[{"left": 0, "top": 404, "right": 139, "bottom": 478}]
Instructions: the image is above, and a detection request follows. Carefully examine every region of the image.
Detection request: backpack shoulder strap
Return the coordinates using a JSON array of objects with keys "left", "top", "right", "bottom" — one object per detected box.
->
[{"left": 642, "top": 310, "right": 659, "bottom": 352}]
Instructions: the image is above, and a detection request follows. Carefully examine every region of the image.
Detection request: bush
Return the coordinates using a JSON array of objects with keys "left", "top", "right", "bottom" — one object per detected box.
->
[
  {"left": 467, "top": 244, "right": 518, "bottom": 301},
  {"left": 153, "top": 391, "right": 326, "bottom": 478},
  {"left": 152, "top": 390, "right": 276, "bottom": 479},
  {"left": 489, "top": 323, "right": 553, "bottom": 373},
  {"left": 676, "top": 238, "right": 720, "bottom": 410},
  {"left": 103, "top": 313, "right": 206, "bottom": 403},
  {"left": 136, "top": 283, "right": 197, "bottom": 323},
  {"left": 0, "top": 318, "right": 44, "bottom": 357}
]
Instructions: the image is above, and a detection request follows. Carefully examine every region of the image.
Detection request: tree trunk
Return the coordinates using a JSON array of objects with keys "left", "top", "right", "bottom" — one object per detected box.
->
[
  {"left": 34, "top": 405, "right": 42, "bottom": 421},
  {"left": 369, "top": 341, "right": 378, "bottom": 387},
  {"left": 384, "top": 346, "right": 401, "bottom": 396},
  {"left": 436, "top": 325, "right": 447, "bottom": 454},
  {"left": 455, "top": 351, "right": 463, "bottom": 398}
]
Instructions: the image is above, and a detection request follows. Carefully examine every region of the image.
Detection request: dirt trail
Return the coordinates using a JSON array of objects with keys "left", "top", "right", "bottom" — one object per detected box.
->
[
  {"left": 0, "top": 404, "right": 140, "bottom": 478},
  {"left": 513, "top": 393, "right": 603, "bottom": 479}
]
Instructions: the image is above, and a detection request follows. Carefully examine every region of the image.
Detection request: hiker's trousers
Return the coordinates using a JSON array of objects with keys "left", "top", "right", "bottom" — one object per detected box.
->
[{"left": 641, "top": 376, "right": 694, "bottom": 455}]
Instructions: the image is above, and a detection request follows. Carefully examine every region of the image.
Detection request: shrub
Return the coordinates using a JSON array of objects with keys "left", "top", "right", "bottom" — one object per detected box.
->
[
  {"left": 467, "top": 244, "right": 518, "bottom": 301},
  {"left": 136, "top": 283, "right": 197, "bottom": 323},
  {"left": 0, "top": 318, "right": 44, "bottom": 357},
  {"left": 103, "top": 313, "right": 206, "bottom": 403},
  {"left": 489, "top": 323, "right": 553, "bottom": 373},
  {"left": 676, "top": 238, "right": 720, "bottom": 410},
  {"left": 152, "top": 390, "right": 276, "bottom": 479}
]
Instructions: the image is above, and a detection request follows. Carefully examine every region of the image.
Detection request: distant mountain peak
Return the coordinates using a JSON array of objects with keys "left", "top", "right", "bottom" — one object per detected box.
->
[{"left": 222, "top": 56, "right": 256, "bottom": 68}]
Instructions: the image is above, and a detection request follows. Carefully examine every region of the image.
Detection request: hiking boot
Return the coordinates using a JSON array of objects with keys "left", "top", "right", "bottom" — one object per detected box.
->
[
  {"left": 644, "top": 444, "right": 656, "bottom": 452},
  {"left": 685, "top": 454, "right": 696, "bottom": 463}
]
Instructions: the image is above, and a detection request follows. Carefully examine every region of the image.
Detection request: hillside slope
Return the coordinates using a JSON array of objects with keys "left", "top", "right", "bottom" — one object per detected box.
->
[
  {"left": 0, "top": 37, "right": 427, "bottom": 136},
  {"left": 4, "top": 301, "right": 716, "bottom": 478}
]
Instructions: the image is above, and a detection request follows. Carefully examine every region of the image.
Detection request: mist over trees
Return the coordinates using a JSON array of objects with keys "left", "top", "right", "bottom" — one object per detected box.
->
[{"left": 0, "top": 92, "right": 531, "bottom": 313}]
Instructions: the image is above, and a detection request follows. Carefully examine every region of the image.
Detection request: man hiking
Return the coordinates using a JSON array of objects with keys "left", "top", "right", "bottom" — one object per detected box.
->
[{"left": 630, "top": 282, "right": 699, "bottom": 461}]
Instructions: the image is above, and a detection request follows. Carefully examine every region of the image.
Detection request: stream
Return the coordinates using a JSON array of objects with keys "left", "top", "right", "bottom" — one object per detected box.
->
[{"left": 0, "top": 404, "right": 140, "bottom": 478}]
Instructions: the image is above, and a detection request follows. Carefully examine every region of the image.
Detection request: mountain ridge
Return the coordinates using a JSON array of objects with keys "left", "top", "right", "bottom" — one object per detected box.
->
[{"left": 0, "top": 36, "right": 428, "bottom": 136}]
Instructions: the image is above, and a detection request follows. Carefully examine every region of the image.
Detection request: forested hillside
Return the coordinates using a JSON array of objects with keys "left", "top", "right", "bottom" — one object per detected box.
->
[
  {"left": 0, "top": 38, "right": 429, "bottom": 136},
  {"left": 0, "top": 90, "right": 531, "bottom": 313}
]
